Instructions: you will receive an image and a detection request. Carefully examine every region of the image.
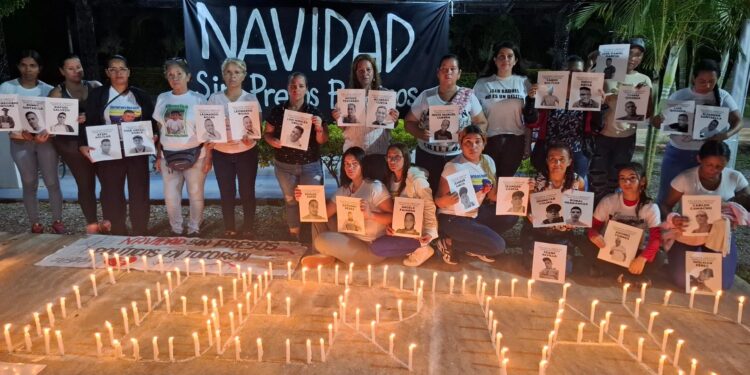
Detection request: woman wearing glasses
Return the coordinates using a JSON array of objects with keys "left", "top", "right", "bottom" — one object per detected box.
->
[{"left": 80, "top": 55, "right": 156, "bottom": 235}]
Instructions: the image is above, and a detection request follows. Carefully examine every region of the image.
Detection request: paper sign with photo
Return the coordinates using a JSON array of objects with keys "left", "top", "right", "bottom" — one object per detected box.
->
[
  {"left": 568, "top": 72, "right": 604, "bottom": 111},
  {"left": 336, "top": 89, "right": 367, "bottom": 127},
  {"left": 532, "top": 241, "right": 567, "bottom": 284},
  {"left": 280, "top": 109, "right": 313, "bottom": 151},
  {"left": 392, "top": 197, "right": 424, "bottom": 239},
  {"left": 595, "top": 44, "right": 630, "bottom": 82},
  {"left": 195, "top": 105, "right": 227, "bottom": 143},
  {"left": 366, "top": 90, "right": 397, "bottom": 129},
  {"left": 429, "top": 105, "right": 460, "bottom": 143},
  {"left": 597, "top": 220, "right": 643, "bottom": 268},
  {"left": 496, "top": 177, "right": 530, "bottom": 216},
  {"left": 227, "top": 101, "right": 261, "bottom": 140},
  {"left": 445, "top": 171, "right": 479, "bottom": 216},
  {"left": 693, "top": 105, "right": 730, "bottom": 140},
  {"left": 661, "top": 100, "right": 695, "bottom": 136},
  {"left": 122, "top": 121, "right": 156, "bottom": 157},
  {"left": 529, "top": 190, "right": 563, "bottom": 228},
  {"left": 336, "top": 196, "right": 365, "bottom": 235},
  {"left": 0, "top": 94, "right": 21, "bottom": 132},
  {"left": 45, "top": 97, "right": 79, "bottom": 135},
  {"left": 613, "top": 85, "right": 650, "bottom": 124},
  {"left": 685, "top": 251, "right": 722, "bottom": 295},
  {"left": 535, "top": 71, "right": 569, "bottom": 109},
  {"left": 19, "top": 97, "right": 46, "bottom": 133},
  {"left": 562, "top": 190, "right": 594, "bottom": 228},
  {"left": 299, "top": 185, "right": 327, "bottom": 223},
  {"left": 86, "top": 124, "right": 122, "bottom": 162},
  {"left": 681, "top": 195, "right": 722, "bottom": 237}
]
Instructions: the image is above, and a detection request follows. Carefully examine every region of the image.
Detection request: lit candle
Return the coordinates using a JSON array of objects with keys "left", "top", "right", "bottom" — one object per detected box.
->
[
  {"left": 202, "top": 295, "right": 208, "bottom": 315},
  {"left": 181, "top": 296, "right": 187, "bottom": 316},
  {"left": 33, "top": 312, "right": 41, "bottom": 337},
  {"left": 658, "top": 354, "right": 666, "bottom": 375},
  {"left": 485, "top": 297, "right": 492, "bottom": 315},
  {"left": 286, "top": 297, "right": 291, "bottom": 317},
  {"left": 553, "top": 319, "right": 561, "bottom": 335},
  {"left": 348, "top": 262, "right": 354, "bottom": 281},
  {"left": 341, "top": 302, "right": 347, "bottom": 322},
  {"left": 674, "top": 339, "right": 684, "bottom": 365},
  {"left": 218, "top": 286, "right": 224, "bottom": 307},
  {"left": 556, "top": 309, "right": 564, "bottom": 321},
  {"left": 661, "top": 328, "right": 673, "bottom": 351},
  {"left": 480, "top": 282, "right": 486, "bottom": 302},
  {"left": 266, "top": 292, "right": 272, "bottom": 315},
  {"left": 333, "top": 312, "right": 339, "bottom": 331},
  {"left": 500, "top": 345, "right": 507, "bottom": 361},
  {"left": 547, "top": 330, "right": 554, "bottom": 349},
  {"left": 475, "top": 275, "right": 482, "bottom": 297},
  {"left": 121, "top": 307, "right": 130, "bottom": 334},
  {"left": 218, "top": 260, "right": 223, "bottom": 277},
  {"left": 103, "top": 252, "right": 110, "bottom": 267},
  {"left": 713, "top": 290, "right": 722, "bottom": 315},
  {"left": 43, "top": 328, "right": 51, "bottom": 355},
  {"left": 164, "top": 290, "right": 171, "bottom": 313},
  {"left": 46, "top": 302, "right": 56, "bottom": 328},
  {"left": 306, "top": 338, "right": 312, "bottom": 364},
  {"left": 511, "top": 278, "right": 517, "bottom": 297},
  {"left": 105, "top": 321, "right": 114, "bottom": 344},
  {"left": 496, "top": 333, "right": 503, "bottom": 351},
  {"left": 370, "top": 321, "right": 376, "bottom": 342},
  {"left": 461, "top": 274, "right": 468, "bottom": 294},
  {"left": 640, "top": 282, "right": 647, "bottom": 302},
  {"left": 184, "top": 258, "right": 190, "bottom": 277},
  {"left": 590, "top": 300, "right": 599, "bottom": 322},
  {"left": 739, "top": 296, "right": 746, "bottom": 324},
  {"left": 166, "top": 272, "right": 173, "bottom": 292},
  {"left": 23, "top": 325, "right": 31, "bottom": 352},
  {"left": 561, "top": 282, "right": 571, "bottom": 300},
  {"left": 539, "top": 359, "right": 548, "bottom": 375},
  {"left": 541, "top": 345, "right": 548, "bottom": 361},
  {"left": 234, "top": 336, "right": 241, "bottom": 360},
  {"left": 114, "top": 254, "right": 121, "bottom": 271},
  {"left": 501, "top": 358, "right": 509, "bottom": 375},
  {"left": 637, "top": 337, "right": 644, "bottom": 362},
  {"left": 432, "top": 272, "right": 438, "bottom": 293},
  {"left": 89, "top": 249, "right": 96, "bottom": 269},
  {"left": 206, "top": 320, "right": 213, "bottom": 346},
  {"left": 237, "top": 303, "right": 244, "bottom": 323},
  {"left": 142, "top": 255, "right": 148, "bottom": 272},
  {"left": 634, "top": 298, "right": 642, "bottom": 319},
  {"left": 345, "top": 275, "right": 349, "bottom": 288},
  {"left": 302, "top": 266, "right": 307, "bottom": 284},
  {"left": 527, "top": 280, "right": 534, "bottom": 299},
  {"left": 398, "top": 299, "right": 403, "bottom": 321},
  {"left": 268, "top": 262, "right": 273, "bottom": 280},
  {"left": 449, "top": 276, "right": 455, "bottom": 295},
  {"left": 73, "top": 285, "right": 81, "bottom": 309},
  {"left": 131, "top": 338, "right": 140, "bottom": 360},
  {"left": 492, "top": 320, "right": 498, "bottom": 341},
  {"left": 577, "top": 323, "right": 584, "bottom": 343},
  {"left": 367, "top": 265, "right": 372, "bottom": 287},
  {"left": 168, "top": 336, "right": 175, "bottom": 362},
  {"left": 200, "top": 259, "right": 206, "bottom": 276},
  {"left": 558, "top": 298, "right": 565, "bottom": 311},
  {"left": 494, "top": 279, "right": 500, "bottom": 297},
  {"left": 648, "top": 312, "right": 659, "bottom": 333},
  {"left": 146, "top": 289, "right": 152, "bottom": 312},
  {"left": 690, "top": 359, "right": 697, "bottom": 375},
  {"left": 158, "top": 254, "right": 164, "bottom": 274},
  {"left": 152, "top": 336, "right": 159, "bottom": 361},
  {"left": 689, "top": 286, "right": 697, "bottom": 309},
  {"left": 488, "top": 310, "right": 494, "bottom": 329},
  {"left": 192, "top": 332, "right": 200, "bottom": 357},
  {"left": 621, "top": 283, "right": 630, "bottom": 305},
  {"left": 175, "top": 267, "right": 181, "bottom": 285},
  {"left": 617, "top": 324, "right": 626, "bottom": 344},
  {"left": 320, "top": 338, "right": 326, "bottom": 362},
  {"left": 232, "top": 279, "right": 238, "bottom": 301},
  {"left": 408, "top": 343, "right": 416, "bottom": 372},
  {"left": 228, "top": 311, "right": 235, "bottom": 335},
  {"left": 60, "top": 297, "right": 67, "bottom": 319},
  {"left": 382, "top": 265, "right": 388, "bottom": 287},
  {"left": 328, "top": 324, "right": 333, "bottom": 344},
  {"left": 3, "top": 324, "right": 12, "bottom": 353},
  {"left": 389, "top": 333, "right": 395, "bottom": 355},
  {"left": 400, "top": 271, "right": 405, "bottom": 290},
  {"left": 157, "top": 282, "right": 162, "bottom": 302},
  {"left": 94, "top": 332, "right": 102, "bottom": 357},
  {"left": 285, "top": 338, "right": 290, "bottom": 363},
  {"left": 113, "top": 339, "right": 121, "bottom": 359},
  {"left": 335, "top": 264, "right": 340, "bottom": 285},
  {"left": 356, "top": 308, "right": 361, "bottom": 331},
  {"left": 413, "top": 276, "right": 420, "bottom": 295},
  {"left": 376, "top": 304, "right": 381, "bottom": 323},
  {"left": 317, "top": 264, "right": 323, "bottom": 284},
  {"left": 598, "top": 319, "right": 605, "bottom": 343},
  {"left": 90, "top": 274, "right": 98, "bottom": 296}
]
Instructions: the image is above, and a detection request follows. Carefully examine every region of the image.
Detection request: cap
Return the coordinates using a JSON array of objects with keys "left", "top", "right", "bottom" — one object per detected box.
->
[{"left": 628, "top": 37, "right": 646, "bottom": 52}]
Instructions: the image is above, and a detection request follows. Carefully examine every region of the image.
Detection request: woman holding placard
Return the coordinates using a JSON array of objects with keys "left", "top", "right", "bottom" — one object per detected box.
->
[
  {"left": 153, "top": 58, "right": 208, "bottom": 237},
  {"left": 661, "top": 141, "right": 750, "bottom": 290},
  {"left": 207, "top": 58, "right": 261, "bottom": 239},
  {"left": 652, "top": 59, "right": 743, "bottom": 206},
  {"left": 49, "top": 54, "right": 107, "bottom": 234},
  {"left": 265, "top": 72, "right": 327, "bottom": 241},
  {"left": 472, "top": 41, "right": 537, "bottom": 178},
  {"left": 300, "top": 147, "right": 393, "bottom": 266},
  {"left": 0, "top": 50, "right": 63, "bottom": 233},
  {"left": 405, "top": 54, "right": 487, "bottom": 191},
  {"left": 433, "top": 126, "right": 517, "bottom": 264},
  {"left": 367, "top": 142, "right": 438, "bottom": 267}
]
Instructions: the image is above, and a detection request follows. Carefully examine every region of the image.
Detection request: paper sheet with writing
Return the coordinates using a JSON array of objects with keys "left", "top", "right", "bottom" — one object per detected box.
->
[
  {"left": 597, "top": 220, "right": 643, "bottom": 268},
  {"left": 568, "top": 72, "right": 604, "bottom": 112},
  {"left": 392, "top": 197, "right": 424, "bottom": 239},
  {"left": 299, "top": 185, "right": 328, "bottom": 223},
  {"left": 195, "top": 104, "right": 227, "bottom": 142},
  {"left": 681, "top": 195, "right": 722, "bottom": 237},
  {"left": 445, "top": 171, "right": 479, "bottom": 216},
  {"left": 280, "top": 109, "right": 313, "bottom": 151},
  {"left": 428, "top": 105, "right": 460, "bottom": 143},
  {"left": 336, "top": 196, "right": 365, "bottom": 235},
  {"left": 613, "top": 85, "right": 650, "bottom": 124},
  {"left": 366, "top": 90, "right": 397, "bottom": 129},
  {"left": 535, "top": 71, "right": 569, "bottom": 109},
  {"left": 45, "top": 97, "right": 79, "bottom": 135},
  {"left": 562, "top": 190, "right": 594, "bottom": 228},
  {"left": 0, "top": 94, "right": 21, "bottom": 132},
  {"left": 227, "top": 101, "right": 261, "bottom": 140},
  {"left": 595, "top": 44, "right": 630, "bottom": 82},
  {"left": 86, "top": 124, "right": 122, "bottom": 162},
  {"left": 661, "top": 100, "right": 695, "bottom": 136},
  {"left": 122, "top": 121, "right": 156, "bottom": 157},
  {"left": 532, "top": 241, "right": 567, "bottom": 284},
  {"left": 529, "top": 190, "right": 563, "bottom": 228},
  {"left": 336, "top": 89, "right": 367, "bottom": 127},
  {"left": 19, "top": 97, "right": 45, "bottom": 133},
  {"left": 496, "top": 177, "right": 530, "bottom": 216},
  {"left": 685, "top": 251, "right": 722, "bottom": 295},
  {"left": 693, "top": 105, "right": 730, "bottom": 140}
]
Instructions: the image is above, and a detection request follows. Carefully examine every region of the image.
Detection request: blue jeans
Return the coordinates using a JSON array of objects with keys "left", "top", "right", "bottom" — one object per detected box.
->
[
  {"left": 667, "top": 238, "right": 738, "bottom": 291},
  {"left": 370, "top": 236, "right": 421, "bottom": 257},
  {"left": 656, "top": 144, "right": 699, "bottom": 205},
  {"left": 274, "top": 159, "right": 324, "bottom": 230},
  {"left": 438, "top": 205, "right": 518, "bottom": 256}
]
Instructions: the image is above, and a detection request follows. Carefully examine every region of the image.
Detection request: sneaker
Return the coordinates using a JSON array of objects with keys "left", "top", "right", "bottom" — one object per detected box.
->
[
  {"left": 435, "top": 238, "right": 457, "bottom": 265},
  {"left": 301, "top": 254, "right": 336, "bottom": 269},
  {"left": 51, "top": 220, "right": 66, "bottom": 234},
  {"left": 466, "top": 251, "right": 495, "bottom": 263},
  {"left": 403, "top": 245, "right": 435, "bottom": 267},
  {"left": 31, "top": 223, "right": 44, "bottom": 234}
]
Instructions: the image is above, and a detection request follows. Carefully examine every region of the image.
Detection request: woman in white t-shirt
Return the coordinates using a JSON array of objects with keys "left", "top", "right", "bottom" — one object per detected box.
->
[
  {"left": 434, "top": 126, "right": 517, "bottom": 265},
  {"left": 662, "top": 141, "right": 750, "bottom": 290},
  {"left": 405, "top": 54, "right": 487, "bottom": 192},
  {"left": 207, "top": 58, "right": 261, "bottom": 239},
  {"left": 472, "top": 41, "right": 536, "bottom": 178},
  {"left": 300, "top": 147, "right": 394, "bottom": 267},
  {"left": 153, "top": 58, "right": 208, "bottom": 236},
  {"left": 652, "top": 59, "right": 743, "bottom": 205}
]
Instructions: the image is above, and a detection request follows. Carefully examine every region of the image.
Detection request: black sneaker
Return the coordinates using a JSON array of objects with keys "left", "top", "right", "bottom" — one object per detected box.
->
[{"left": 435, "top": 237, "right": 457, "bottom": 265}]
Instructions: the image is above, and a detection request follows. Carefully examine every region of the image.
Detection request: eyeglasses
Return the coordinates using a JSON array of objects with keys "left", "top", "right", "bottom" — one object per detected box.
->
[{"left": 107, "top": 67, "right": 129, "bottom": 74}]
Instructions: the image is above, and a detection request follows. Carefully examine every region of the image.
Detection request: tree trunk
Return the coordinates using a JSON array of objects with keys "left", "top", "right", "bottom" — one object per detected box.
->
[
  {"left": 0, "top": 18, "right": 10, "bottom": 82},
  {"left": 70, "top": 0, "right": 100, "bottom": 81}
]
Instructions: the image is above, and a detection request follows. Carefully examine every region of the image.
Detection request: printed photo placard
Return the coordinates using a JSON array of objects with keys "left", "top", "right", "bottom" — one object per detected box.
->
[
  {"left": 392, "top": 197, "right": 424, "bottom": 239},
  {"left": 496, "top": 177, "right": 530, "bottom": 216},
  {"left": 195, "top": 105, "right": 227, "bottom": 143},
  {"left": 366, "top": 90, "right": 397, "bottom": 129},
  {"left": 562, "top": 190, "right": 594, "bottom": 228},
  {"left": 86, "top": 124, "right": 122, "bottom": 162},
  {"left": 298, "top": 185, "right": 327, "bottom": 223},
  {"left": 19, "top": 97, "right": 46, "bottom": 133},
  {"left": 336, "top": 89, "right": 367, "bottom": 127},
  {"left": 445, "top": 171, "right": 479, "bottom": 215},
  {"left": 227, "top": 101, "right": 261, "bottom": 140},
  {"left": 693, "top": 105, "right": 730, "bottom": 140},
  {"left": 280, "top": 109, "right": 313, "bottom": 151},
  {"left": 531, "top": 241, "right": 567, "bottom": 284},
  {"left": 535, "top": 71, "right": 570, "bottom": 110},
  {"left": 336, "top": 196, "right": 365, "bottom": 236},
  {"left": 685, "top": 251, "right": 722, "bottom": 295},
  {"left": 0, "top": 94, "right": 21, "bottom": 132},
  {"left": 429, "top": 105, "right": 460, "bottom": 143},
  {"left": 122, "top": 121, "right": 156, "bottom": 157},
  {"left": 529, "top": 190, "right": 563, "bottom": 228},
  {"left": 568, "top": 72, "right": 604, "bottom": 111},
  {"left": 597, "top": 220, "right": 643, "bottom": 268},
  {"left": 661, "top": 100, "right": 695, "bottom": 136},
  {"left": 45, "top": 97, "right": 79, "bottom": 135},
  {"left": 613, "top": 85, "right": 650, "bottom": 124},
  {"left": 681, "top": 195, "right": 722, "bottom": 237},
  {"left": 595, "top": 44, "right": 630, "bottom": 82}
]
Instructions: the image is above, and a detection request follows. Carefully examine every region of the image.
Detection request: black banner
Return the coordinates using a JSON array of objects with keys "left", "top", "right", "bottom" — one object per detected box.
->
[{"left": 183, "top": 0, "right": 450, "bottom": 112}]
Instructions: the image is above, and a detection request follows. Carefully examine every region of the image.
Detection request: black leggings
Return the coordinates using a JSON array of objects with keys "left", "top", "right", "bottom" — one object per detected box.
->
[
  {"left": 53, "top": 136, "right": 98, "bottom": 224},
  {"left": 484, "top": 134, "right": 526, "bottom": 177},
  {"left": 95, "top": 155, "right": 151, "bottom": 235},
  {"left": 212, "top": 147, "right": 259, "bottom": 231}
]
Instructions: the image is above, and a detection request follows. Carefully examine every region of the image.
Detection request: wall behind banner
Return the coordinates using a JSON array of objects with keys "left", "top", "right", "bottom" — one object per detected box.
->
[{"left": 183, "top": 0, "right": 450, "bottom": 112}]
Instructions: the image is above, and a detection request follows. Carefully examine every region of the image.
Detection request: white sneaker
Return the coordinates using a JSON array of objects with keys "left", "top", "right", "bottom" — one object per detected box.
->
[
  {"left": 403, "top": 245, "right": 435, "bottom": 267},
  {"left": 466, "top": 251, "right": 495, "bottom": 263}
]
